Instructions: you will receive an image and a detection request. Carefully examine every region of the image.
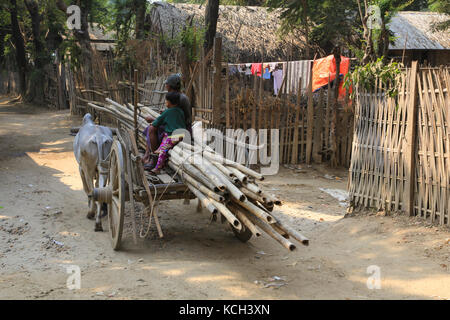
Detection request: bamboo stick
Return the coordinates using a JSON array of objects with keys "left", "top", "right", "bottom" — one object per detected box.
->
[
  {"left": 259, "top": 190, "right": 282, "bottom": 206},
  {"left": 210, "top": 199, "right": 242, "bottom": 231},
  {"left": 227, "top": 166, "right": 248, "bottom": 183},
  {"left": 269, "top": 211, "right": 309, "bottom": 245},
  {"left": 271, "top": 223, "right": 290, "bottom": 239},
  {"left": 231, "top": 198, "right": 275, "bottom": 224},
  {"left": 240, "top": 186, "right": 272, "bottom": 206},
  {"left": 244, "top": 182, "right": 262, "bottom": 194},
  {"left": 211, "top": 161, "right": 234, "bottom": 179},
  {"left": 185, "top": 184, "right": 218, "bottom": 216},
  {"left": 241, "top": 208, "right": 296, "bottom": 251}
]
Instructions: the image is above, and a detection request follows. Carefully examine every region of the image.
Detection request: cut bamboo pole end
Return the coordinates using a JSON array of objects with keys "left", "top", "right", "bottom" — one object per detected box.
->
[
  {"left": 227, "top": 203, "right": 261, "bottom": 237},
  {"left": 210, "top": 199, "right": 242, "bottom": 231}
]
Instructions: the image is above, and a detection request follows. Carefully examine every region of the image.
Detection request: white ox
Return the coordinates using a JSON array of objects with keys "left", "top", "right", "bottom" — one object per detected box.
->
[{"left": 74, "top": 113, "right": 113, "bottom": 231}]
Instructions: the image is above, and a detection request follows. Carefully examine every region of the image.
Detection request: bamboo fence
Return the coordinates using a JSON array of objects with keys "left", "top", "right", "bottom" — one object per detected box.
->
[
  {"left": 348, "top": 63, "right": 449, "bottom": 227},
  {"left": 192, "top": 37, "right": 353, "bottom": 167}
]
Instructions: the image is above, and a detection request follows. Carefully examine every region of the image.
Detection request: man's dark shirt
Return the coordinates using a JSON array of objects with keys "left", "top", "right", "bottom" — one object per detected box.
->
[{"left": 179, "top": 93, "right": 192, "bottom": 128}]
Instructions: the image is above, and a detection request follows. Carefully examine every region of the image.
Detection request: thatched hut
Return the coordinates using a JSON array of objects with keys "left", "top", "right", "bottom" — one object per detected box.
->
[
  {"left": 147, "top": 2, "right": 307, "bottom": 63},
  {"left": 388, "top": 11, "right": 450, "bottom": 66}
]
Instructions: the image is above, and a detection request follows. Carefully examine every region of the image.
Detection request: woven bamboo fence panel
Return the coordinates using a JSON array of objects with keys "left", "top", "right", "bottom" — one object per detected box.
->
[
  {"left": 348, "top": 66, "right": 449, "bottom": 226},
  {"left": 415, "top": 68, "right": 449, "bottom": 225}
]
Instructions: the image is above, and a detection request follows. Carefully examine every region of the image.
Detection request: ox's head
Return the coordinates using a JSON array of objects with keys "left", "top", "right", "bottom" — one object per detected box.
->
[{"left": 82, "top": 113, "right": 94, "bottom": 126}]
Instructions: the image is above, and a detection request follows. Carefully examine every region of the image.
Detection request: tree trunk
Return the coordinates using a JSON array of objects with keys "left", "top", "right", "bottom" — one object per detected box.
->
[
  {"left": 377, "top": 17, "right": 389, "bottom": 63},
  {"left": 9, "top": 0, "right": 27, "bottom": 96},
  {"left": 204, "top": 0, "right": 219, "bottom": 52},
  {"left": 301, "top": 0, "right": 310, "bottom": 59},
  {"left": 56, "top": 0, "right": 93, "bottom": 97},
  {"left": 25, "top": 0, "right": 46, "bottom": 104},
  {"left": 330, "top": 46, "right": 341, "bottom": 168},
  {"left": 135, "top": 0, "right": 147, "bottom": 39},
  {"left": 358, "top": 0, "right": 374, "bottom": 65},
  {"left": 0, "top": 27, "right": 7, "bottom": 67}
]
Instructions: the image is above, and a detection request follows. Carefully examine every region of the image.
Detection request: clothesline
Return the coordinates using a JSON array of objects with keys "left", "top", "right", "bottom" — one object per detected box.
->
[
  {"left": 227, "top": 60, "right": 313, "bottom": 96},
  {"left": 227, "top": 55, "right": 351, "bottom": 99}
]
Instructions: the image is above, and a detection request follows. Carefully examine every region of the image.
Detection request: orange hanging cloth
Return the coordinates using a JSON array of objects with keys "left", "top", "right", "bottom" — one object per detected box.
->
[{"left": 312, "top": 55, "right": 351, "bottom": 101}]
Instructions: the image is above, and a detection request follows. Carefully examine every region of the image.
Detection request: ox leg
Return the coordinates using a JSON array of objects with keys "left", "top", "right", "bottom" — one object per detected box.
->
[
  {"left": 80, "top": 167, "right": 96, "bottom": 220},
  {"left": 94, "top": 204, "right": 103, "bottom": 232},
  {"left": 80, "top": 168, "right": 97, "bottom": 220},
  {"left": 94, "top": 170, "right": 108, "bottom": 232}
]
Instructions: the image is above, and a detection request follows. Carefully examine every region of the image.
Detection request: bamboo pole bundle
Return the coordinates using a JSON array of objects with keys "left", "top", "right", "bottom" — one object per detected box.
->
[
  {"left": 169, "top": 148, "right": 226, "bottom": 192},
  {"left": 172, "top": 146, "right": 246, "bottom": 201},
  {"left": 167, "top": 161, "right": 224, "bottom": 203},
  {"left": 88, "top": 97, "right": 309, "bottom": 251},
  {"left": 178, "top": 142, "right": 264, "bottom": 181},
  {"left": 168, "top": 158, "right": 219, "bottom": 192}
]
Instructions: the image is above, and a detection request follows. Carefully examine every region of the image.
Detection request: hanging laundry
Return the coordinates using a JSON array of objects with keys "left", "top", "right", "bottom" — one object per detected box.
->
[
  {"left": 268, "top": 63, "right": 277, "bottom": 72},
  {"left": 284, "top": 60, "right": 312, "bottom": 95},
  {"left": 251, "top": 63, "right": 262, "bottom": 77},
  {"left": 238, "top": 64, "right": 246, "bottom": 73},
  {"left": 263, "top": 66, "right": 271, "bottom": 79},
  {"left": 273, "top": 68, "right": 283, "bottom": 96},
  {"left": 312, "top": 55, "right": 351, "bottom": 100},
  {"left": 244, "top": 63, "right": 252, "bottom": 75},
  {"left": 228, "top": 65, "right": 238, "bottom": 75}
]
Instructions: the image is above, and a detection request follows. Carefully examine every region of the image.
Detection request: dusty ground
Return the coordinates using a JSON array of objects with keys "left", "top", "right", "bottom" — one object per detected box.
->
[{"left": 0, "top": 95, "right": 449, "bottom": 300}]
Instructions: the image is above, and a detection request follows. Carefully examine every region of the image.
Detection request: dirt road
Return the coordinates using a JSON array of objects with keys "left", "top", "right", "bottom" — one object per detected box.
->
[{"left": 1, "top": 96, "right": 449, "bottom": 300}]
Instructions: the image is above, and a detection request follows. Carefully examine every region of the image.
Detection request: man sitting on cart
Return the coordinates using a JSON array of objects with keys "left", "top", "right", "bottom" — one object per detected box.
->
[{"left": 143, "top": 74, "right": 192, "bottom": 170}]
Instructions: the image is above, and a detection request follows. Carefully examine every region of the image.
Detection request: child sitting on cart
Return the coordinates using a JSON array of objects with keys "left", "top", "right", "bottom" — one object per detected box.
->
[{"left": 143, "top": 91, "right": 186, "bottom": 174}]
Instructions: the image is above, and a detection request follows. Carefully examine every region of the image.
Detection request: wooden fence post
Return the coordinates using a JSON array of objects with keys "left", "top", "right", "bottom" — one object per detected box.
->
[
  {"left": 212, "top": 36, "right": 222, "bottom": 126},
  {"left": 305, "top": 60, "right": 314, "bottom": 164},
  {"left": 404, "top": 61, "right": 419, "bottom": 216},
  {"left": 312, "top": 88, "right": 324, "bottom": 163}
]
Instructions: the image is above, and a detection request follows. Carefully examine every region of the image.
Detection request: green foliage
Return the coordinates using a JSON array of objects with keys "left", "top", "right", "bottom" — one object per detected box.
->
[
  {"left": 161, "top": 23, "right": 205, "bottom": 62},
  {"left": 344, "top": 57, "right": 402, "bottom": 98},
  {"left": 266, "top": 0, "right": 361, "bottom": 53},
  {"left": 429, "top": 0, "right": 450, "bottom": 30},
  {"left": 181, "top": 24, "right": 205, "bottom": 62}
]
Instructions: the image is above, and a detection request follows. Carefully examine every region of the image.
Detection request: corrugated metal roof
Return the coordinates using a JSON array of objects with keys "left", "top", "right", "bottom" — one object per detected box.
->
[{"left": 389, "top": 11, "right": 450, "bottom": 50}]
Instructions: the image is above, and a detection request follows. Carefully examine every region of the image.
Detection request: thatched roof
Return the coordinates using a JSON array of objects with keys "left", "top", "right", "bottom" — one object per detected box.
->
[
  {"left": 88, "top": 24, "right": 116, "bottom": 51},
  {"left": 148, "top": 2, "right": 306, "bottom": 62},
  {"left": 389, "top": 11, "right": 450, "bottom": 50}
]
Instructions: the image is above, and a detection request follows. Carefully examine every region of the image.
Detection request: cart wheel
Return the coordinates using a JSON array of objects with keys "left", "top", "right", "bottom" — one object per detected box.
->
[
  {"left": 231, "top": 223, "right": 252, "bottom": 243},
  {"left": 107, "top": 139, "right": 125, "bottom": 250}
]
